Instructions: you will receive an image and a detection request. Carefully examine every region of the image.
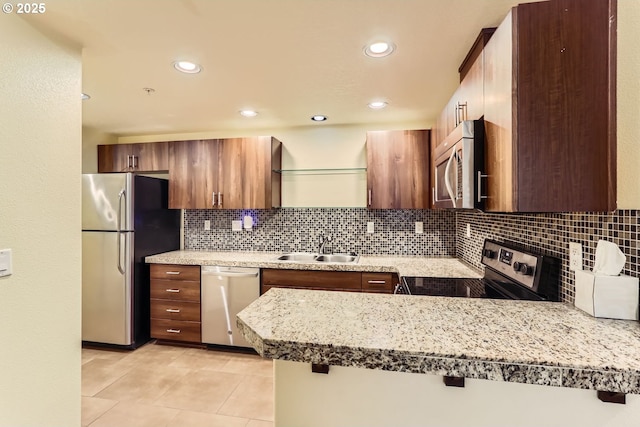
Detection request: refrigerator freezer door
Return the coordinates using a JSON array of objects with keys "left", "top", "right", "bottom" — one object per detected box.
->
[
  {"left": 82, "top": 230, "right": 133, "bottom": 345},
  {"left": 82, "top": 173, "right": 134, "bottom": 231}
]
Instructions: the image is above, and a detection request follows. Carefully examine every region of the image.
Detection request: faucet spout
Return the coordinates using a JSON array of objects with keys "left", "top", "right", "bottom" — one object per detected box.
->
[{"left": 318, "top": 233, "right": 332, "bottom": 254}]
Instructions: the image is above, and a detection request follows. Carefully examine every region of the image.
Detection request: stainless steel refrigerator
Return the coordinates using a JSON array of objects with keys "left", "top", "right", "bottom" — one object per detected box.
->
[{"left": 82, "top": 173, "right": 180, "bottom": 349}]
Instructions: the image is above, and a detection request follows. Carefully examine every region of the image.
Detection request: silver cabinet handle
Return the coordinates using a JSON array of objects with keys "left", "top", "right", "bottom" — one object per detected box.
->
[
  {"left": 165, "top": 289, "right": 180, "bottom": 293},
  {"left": 166, "top": 329, "right": 181, "bottom": 334},
  {"left": 367, "top": 280, "right": 387, "bottom": 284},
  {"left": 165, "top": 271, "right": 180, "bottom": 275},
  {"left": 165, "top": 308, "right": 181, "bottom": 313},
  {"left": 132, "top": 155, "right": 138, "bottom": 169},
  {"left": 432, "top": 187, "right": 435, "bottom": 205},
  {"left": 477, "top": 171, "right": 488, "bottom": 203},
  {"left": 212, "top": 192, "right": 217, "bottom": 207},
  {"left": 367, "top": 189, "right": 372, "bottom": 207},
  {"left": 218, "top": 192, "right": 222, "bottom": 207}
]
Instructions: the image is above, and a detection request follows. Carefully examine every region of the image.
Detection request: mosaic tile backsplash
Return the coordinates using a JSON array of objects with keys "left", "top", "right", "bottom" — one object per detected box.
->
[
  {"left": 456, "top": 210, "right": 640, "bottom": 304},
  {"left": 184, "top": 207, "right": 639, "bottom": 304},
  {"left": 184, "top": 208, "right": 456, "bottom": 256}
]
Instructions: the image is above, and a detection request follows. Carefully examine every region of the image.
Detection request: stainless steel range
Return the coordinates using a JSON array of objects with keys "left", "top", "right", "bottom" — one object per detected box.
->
[{"left": 398, "top": 239, "right": 560, "bottom": 301}]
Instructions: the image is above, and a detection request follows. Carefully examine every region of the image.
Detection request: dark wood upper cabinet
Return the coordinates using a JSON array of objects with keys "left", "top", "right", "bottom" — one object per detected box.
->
[
  {"left": 97, "top": 142, "right": 168, "bottom": 173},
  {"left": 483, "top": 0, "right": 616, "bottom": 212},
  {"left": 366, "top": 129, "right": 431, "bottom": 209},
  {"left": 168, "top": 136, "right": 282, "bottom": 210}
]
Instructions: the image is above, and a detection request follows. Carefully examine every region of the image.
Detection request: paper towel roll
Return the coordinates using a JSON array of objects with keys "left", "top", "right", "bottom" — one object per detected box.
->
[{"left": 592, "top": 240, "right": 626, "bottom": 276}]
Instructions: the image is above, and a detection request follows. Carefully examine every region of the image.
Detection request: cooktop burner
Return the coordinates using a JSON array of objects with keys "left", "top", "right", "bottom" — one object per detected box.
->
[{"left": 398, "top": 239, "right": 560, "bottom": 301}]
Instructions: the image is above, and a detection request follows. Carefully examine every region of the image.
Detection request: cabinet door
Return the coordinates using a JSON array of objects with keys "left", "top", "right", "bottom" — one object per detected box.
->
[
  {"left": 366, "top": 130, "right": 430, "bottom": 209},
  {"left": 218, "top": 136, "right": 278, "bottom": 209},
  {"left": 97, "top": 144, "right": 132, "bottom": 172},
  {"left": 130, "top": 142, "right": 169, "bottom": 172},
  {"left": 169, "top": 139, "right": 219, "bottom": 209},
  {"left": 483, "top": 9, "right": 515, "bottom": 212},
  {"left": 458, "top": 53, "right": 484, "bottom": 121}
]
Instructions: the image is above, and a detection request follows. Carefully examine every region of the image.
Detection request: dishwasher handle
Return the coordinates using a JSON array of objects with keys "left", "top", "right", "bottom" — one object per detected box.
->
[{"left": 201, "top": 268, "right": 259, "bottom": 278}]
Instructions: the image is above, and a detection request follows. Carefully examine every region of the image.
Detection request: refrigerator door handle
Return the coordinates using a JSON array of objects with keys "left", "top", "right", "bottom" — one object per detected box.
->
[
  {"left": 219, "top": 283, "right": 234, "bottom": 345},
  {"left": 117, "top": 189, "right": 126, "bottom": 274}
]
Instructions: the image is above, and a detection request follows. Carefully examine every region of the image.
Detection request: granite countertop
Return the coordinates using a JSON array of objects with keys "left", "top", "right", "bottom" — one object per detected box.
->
[
  {"left": 237, "top": 287, "right": 640, "bottom": 394},
  {"left": 145, "top": 250, "right": 483, "bottom": 278}
]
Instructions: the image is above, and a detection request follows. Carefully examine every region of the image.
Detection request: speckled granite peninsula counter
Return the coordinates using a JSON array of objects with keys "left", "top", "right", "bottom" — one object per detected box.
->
[
  {"left": 238, "top": 288, "right": 640, "bottom": 427},
  {"left": 145, "top": 250, "right": 482, "bottom": 278}
]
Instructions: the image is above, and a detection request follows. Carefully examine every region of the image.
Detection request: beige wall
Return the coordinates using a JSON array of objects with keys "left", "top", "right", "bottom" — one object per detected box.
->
[
  {"left": 82, "top": 126, "right": 117, "bottom": 173},
  {"left": 0, "top": 16, "right": 82, "bottom": 427},
  {"left": 617, "top": 0, "right": 640, "bottom": 209},
  {"left": 116, "top": 121, "right": 429, "bottom": 207}
]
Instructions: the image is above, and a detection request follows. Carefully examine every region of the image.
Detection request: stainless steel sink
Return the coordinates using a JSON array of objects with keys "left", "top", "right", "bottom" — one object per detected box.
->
[
  {"left": 315, "top": 253, "right": 359, "bottom": 263},
  {"left": 277, "top": 252, "right": 320, "bottom": 262},
  {"left": 277, "top": 252, "right": 359, "bottom": 263}
]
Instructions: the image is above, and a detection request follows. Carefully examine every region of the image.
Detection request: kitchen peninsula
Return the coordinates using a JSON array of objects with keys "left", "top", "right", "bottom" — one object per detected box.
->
[{"left": 237, "top": 288, "right": 640, "bottom": 427}]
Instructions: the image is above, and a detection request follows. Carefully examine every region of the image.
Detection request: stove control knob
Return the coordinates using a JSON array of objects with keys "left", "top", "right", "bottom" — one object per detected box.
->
[
  {"left": 514, "top": 262, "right": 533, "bottom": 275},
  {"left": 483, "top": 249, "right": 496, "bottom": 259}
]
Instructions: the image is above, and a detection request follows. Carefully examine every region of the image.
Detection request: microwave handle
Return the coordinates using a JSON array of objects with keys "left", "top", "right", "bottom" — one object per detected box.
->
[
  {"left": 477, "top": 171, "right": 488, "bottom": 203},
  {"left": 444, "top": 149, "right": 457, "bottom": 208}
]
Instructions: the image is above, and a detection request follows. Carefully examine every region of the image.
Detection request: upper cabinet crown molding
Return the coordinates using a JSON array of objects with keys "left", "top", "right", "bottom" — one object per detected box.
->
[{"left": 483, "top": 0, "right": 616, "bottom": 212}]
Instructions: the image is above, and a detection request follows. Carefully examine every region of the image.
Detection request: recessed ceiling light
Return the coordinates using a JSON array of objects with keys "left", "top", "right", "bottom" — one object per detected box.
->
[
  {"left": 368, "top": 101, "right": 388, "bottom": 110},
  {"left": 240, "top": 110, "right": 258, "bottom": 117},
  {"left": 364, "top": 41, "right": 395, "bottom": 58},
  {"left": 173, "top": 60, "right": 202, "bottom": 74},
  {"left": 311, "top": 115, "right": 328, "bottom": 122},
  {"left": 81, "top": 93, "right": 91, "bottom": 100}
]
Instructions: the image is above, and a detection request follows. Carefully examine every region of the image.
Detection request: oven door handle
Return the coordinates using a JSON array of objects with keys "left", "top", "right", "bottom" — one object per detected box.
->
[{"left": 444, "top": 148, "right": 458, "bottom": 208}]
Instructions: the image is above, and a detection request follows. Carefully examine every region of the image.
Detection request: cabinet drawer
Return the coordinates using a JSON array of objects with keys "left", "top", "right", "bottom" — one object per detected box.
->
[
  {"left": 261, "top": 269, "right": 361, "bottom": 293},
  {"left": 361, "top": 273, "right": 396, "bottom": 293},
  {"left": 151, "top": 319, "right": 201, "bottom": 343},
  {"left": 151, "top": 299, "right": 200, "bottom": 322},
  {"left": 151, "top": 279, "right": 200, "bottom": 302},
  {"left": 151, "top": 264, "right": 200, "bottom": 281}
]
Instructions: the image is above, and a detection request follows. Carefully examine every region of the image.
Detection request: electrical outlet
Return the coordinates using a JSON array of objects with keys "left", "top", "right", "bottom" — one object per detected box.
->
[
  {"left": 569, "top": 242, "right": 583, "bottom": 271},
  {"left": 367, "top": 222, "right": 375, "bottom": 234},
  {"left": 415, "top": 221, "right": 424, "bottom": 234},
  {"left": 204, "top": 220, "right": 211, "bottom": 231},
  {"left": 466, "top": 223, "right": 471, "bottom": 238}
]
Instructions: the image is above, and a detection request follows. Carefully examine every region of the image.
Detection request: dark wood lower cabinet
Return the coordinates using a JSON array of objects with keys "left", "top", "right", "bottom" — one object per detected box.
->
[{"left": 261, "top": 269, "right": 399, "bottom": 294}]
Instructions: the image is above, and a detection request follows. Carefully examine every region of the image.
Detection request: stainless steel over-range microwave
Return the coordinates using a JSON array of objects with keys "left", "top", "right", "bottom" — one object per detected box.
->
[{"left": 433, "top": 120, "right": 485, "bottom": 209}]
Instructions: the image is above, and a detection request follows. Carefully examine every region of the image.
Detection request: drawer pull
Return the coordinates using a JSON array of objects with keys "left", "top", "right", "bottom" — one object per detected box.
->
[
  {"left": 165, "top": 308, "right": 181, "bottom": 313},
  {"left": 165, "top": 271, "right": 181, "bottom": 275},
  {"left": 367, "top": 280, "right": 387, "bottom": 284},
  {"left": 166, "top": 329, "right": 181, "bottom": 334},
  {"left": 165, "top": 289, "right": 180, "bottom": 293}
]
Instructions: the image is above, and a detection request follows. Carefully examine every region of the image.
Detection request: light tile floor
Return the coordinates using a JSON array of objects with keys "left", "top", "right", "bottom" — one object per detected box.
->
[{"left": 82, "top": 342, "right": 274, "bottom": 427}]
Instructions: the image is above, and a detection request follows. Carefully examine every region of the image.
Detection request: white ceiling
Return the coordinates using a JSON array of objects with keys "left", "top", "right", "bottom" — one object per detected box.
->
[{"left": 25, "top": 0, "right": 522, "bottom": 136}]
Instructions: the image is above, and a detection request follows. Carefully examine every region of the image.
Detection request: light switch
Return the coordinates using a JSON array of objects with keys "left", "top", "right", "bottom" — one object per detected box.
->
[
  {"left": 204, "top": 220, "right": 211, "bottom": 231},
  {"left": 0, "top": 249, "right": 12, "bottom": 278},
  {"left": 367, "top": 222, "right": 375, "bottom": 234},
  {"left": 232, "top": 220, "right": 242, "bottom": 231}
]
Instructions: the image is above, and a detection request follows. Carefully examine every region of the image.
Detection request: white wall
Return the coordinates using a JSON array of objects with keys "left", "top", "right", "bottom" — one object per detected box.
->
[
  {"left": 0, "top": 16, "right": 82, "bottom": 427},
  {"left": 617, "top": 0, "right": 640, "bottom": 209},
  {"left": 117, "top": 121, "right": 429, "bottom": 207}
]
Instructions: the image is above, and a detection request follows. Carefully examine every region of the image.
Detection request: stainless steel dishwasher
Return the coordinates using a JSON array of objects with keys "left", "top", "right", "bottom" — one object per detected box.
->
[{"left": 201, "top": 266, "right": 260, "bottom": 348}]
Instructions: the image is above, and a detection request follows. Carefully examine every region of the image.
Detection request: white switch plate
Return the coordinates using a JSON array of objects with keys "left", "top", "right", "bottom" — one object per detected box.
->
[
  {"left": 466, "top": 223, "right": 471, "bottom": 238},
  {"left": 367, "top": 222, "right": 375, "bottom": 234},
  {"left": 569, "top": 242, "right": 583, "bottom": 271},
  {"left": 0, "top": 249, "right": 12, "bottom": 278},
  {"left": 232, "top": 220, "right": 242, "bottom": 231},
  {"left": 204, "top": 220, "right": 211, "bottom": 231},
  {"left": 415, "top": 221, "right": 424, "bottom": 234}
]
